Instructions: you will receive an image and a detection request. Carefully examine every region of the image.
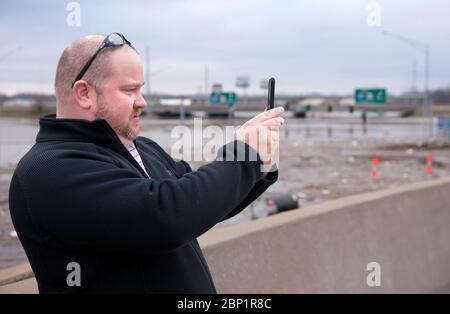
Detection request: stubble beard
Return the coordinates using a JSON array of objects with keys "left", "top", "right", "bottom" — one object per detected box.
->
[{"left": 96, "top": 96, "right": 139, "bottom": 142}]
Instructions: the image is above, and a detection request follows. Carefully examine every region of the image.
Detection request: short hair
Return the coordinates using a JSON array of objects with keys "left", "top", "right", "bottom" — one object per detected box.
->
[{"left": 54, "top": 35, "right": 119, "bottom": 105}]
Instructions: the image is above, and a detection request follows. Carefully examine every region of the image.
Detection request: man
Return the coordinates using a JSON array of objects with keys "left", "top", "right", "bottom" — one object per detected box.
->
[{"left": 9, "top": 33, "right": 284, "bottom": 293}]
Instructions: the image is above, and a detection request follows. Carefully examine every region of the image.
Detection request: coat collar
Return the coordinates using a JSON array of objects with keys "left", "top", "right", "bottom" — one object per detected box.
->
[
  {"left": 36, "top": 114, "right": 149, "bottom": 178},
  {"left": 36, "top": 114, "right": 126, "bottom": 152}
]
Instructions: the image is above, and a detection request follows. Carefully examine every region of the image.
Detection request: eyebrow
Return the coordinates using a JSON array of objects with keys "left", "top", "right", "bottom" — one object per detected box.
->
[{"left": 121, "top": 82, "right": 145, "bottom": 88}]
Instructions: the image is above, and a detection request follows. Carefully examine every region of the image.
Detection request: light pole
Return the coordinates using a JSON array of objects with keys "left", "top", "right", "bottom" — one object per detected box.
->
[
  {"left": 0, "top": 46, "right": 22, "bottom": 63},
  {"left": 144, "top": 47, "right": 172, "bottom": 102},
  {"left": 145, "top": 46, "right": 150, "bottom": 98},
  {"left": 145, "top": 59, "right": 172, "bottom": 104},
  {"left": 204, "top": 65, "right": 209, "bottom": 97},
  {"left": 411, "top": 58, "right": 417, "bottom": 105},
  {"left": 381, "top": 30, "right": 432, "bottom": 138}
]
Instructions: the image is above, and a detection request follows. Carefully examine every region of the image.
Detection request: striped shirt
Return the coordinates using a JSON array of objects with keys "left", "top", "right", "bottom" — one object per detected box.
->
[{"left": 127, "top": 143, "right": 150, "bottom": 177}]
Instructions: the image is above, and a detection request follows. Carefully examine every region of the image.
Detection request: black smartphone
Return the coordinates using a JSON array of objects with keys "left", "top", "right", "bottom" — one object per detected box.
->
[{"left": 267, "top": 77, "right": 275, "bottom": 110}]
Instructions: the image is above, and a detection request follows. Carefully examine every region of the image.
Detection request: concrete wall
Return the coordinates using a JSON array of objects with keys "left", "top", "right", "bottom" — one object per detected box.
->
[
  {"left": 198, "top": 177, "right": 450, "bottom": 293},
  {"left": 0, "top": 263, "right": 35, "bottom": 294},
  {"left": 2, "top": 177, "right": 450, "bottom": 293}
]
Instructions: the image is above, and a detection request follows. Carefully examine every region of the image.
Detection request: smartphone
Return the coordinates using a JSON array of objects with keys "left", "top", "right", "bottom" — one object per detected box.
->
[{"left": 267, "top": 77, "right": 275, "bottom": 110}]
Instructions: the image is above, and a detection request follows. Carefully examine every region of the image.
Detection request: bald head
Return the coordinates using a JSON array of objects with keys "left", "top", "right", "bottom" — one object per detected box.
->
[
  {"left": 54, "top": 34, "right": 138, "bottom": 110},
  {"left": 53, "top": 34, "right": 147, "bottom": 147}
]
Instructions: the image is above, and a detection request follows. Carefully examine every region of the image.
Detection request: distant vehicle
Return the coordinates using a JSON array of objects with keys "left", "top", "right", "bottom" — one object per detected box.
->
[
  {"left": 159, "top": 99, "right": 192, "bottom": 107},
  {"left": 293, "top": 98, "right": 329, "bottom": 118},
  {"left": 148, "top": 98, "right": 193, "bottom": 118}
]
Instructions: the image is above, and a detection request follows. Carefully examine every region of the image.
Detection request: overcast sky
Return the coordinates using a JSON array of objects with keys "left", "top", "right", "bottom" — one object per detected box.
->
[{"left": 0, "top": 0, "right": 449, "bottom": 95}]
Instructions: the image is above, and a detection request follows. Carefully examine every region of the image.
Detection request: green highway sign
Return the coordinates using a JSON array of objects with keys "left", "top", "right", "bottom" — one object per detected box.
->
[
  {"left": 210, "top": 92, "right": 237, "bottom": 105},
  {"left": 355, "top": 89, "right": 387, "bottom": 104}
]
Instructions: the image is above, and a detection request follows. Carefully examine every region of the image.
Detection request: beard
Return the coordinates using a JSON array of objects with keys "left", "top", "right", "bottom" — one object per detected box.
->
[{"left": 96, "top": 96, "right": 140, "bottom": 142}]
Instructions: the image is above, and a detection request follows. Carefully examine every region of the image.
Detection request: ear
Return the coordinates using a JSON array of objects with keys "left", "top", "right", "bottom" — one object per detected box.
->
[{"left": 72, "top": 80, "right": 97, "bottom": 110}]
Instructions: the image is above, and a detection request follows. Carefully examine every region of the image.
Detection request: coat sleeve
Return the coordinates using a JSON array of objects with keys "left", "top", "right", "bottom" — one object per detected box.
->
[
  {"left": 11, "top": 140, "right": 265, "bottom": 255},
  {"left": 220, "top": 170, "right": 278, "bottom": 221},
  {"left": 170, "top": 148, "right": 278, "bottom": 222}
]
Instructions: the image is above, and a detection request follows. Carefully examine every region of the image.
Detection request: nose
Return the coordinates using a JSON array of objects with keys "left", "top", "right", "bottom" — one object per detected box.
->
[{"left": 135, "top": 92, "right": 147, "bottom": 109}]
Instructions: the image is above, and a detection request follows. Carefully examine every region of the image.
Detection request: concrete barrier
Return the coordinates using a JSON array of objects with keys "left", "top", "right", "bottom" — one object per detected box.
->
[
  {"left": 2, "top": 177, "right": 450, "bottom": 293},
  {"left": 0, "top": 263, "right": 36, "bottom": 294},
  {"left": 198, "top": 177, "right": 450, "bottom": 293},
  {"left": 0, "top": 263, "right": 33, "bottom": 286},
  {"left": 0, "top": 278, "right": 37, "bottom": 294}
]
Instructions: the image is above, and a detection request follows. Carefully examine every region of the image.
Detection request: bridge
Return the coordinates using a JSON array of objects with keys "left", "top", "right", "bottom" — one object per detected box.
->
[{"left": 146, "top": 100, "right": 419, "bottom": 118}]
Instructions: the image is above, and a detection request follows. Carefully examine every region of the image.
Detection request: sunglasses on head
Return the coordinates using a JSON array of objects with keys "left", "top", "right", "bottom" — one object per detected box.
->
[{"left": 71, "top": 32, "right": 134, "bottom": 88}]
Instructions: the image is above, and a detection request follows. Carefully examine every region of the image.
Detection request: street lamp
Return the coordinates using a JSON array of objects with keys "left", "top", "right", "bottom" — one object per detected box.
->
[
  {"left": 381, "top": 30, "right": 432, "bottom": 138},
  {"left": 144, "top": 46, "right": 173, "bottom": 103},
  {"left": 0, "top": 46, "right": 22, "bottom": 63}
]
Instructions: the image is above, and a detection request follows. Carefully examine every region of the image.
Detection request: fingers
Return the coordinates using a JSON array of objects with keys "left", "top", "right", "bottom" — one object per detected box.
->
[
  {"left": 256, "top": 107, "right": 284, "bottom": 123},
  {"left": 244, "top": 107, "right": 285, "bottom": 126},
  {"left": 261, "top": 117, "right": 284, "bottom": 127},
  {"left": 235, "top": 110, "right": 283, "bottom": 170}
]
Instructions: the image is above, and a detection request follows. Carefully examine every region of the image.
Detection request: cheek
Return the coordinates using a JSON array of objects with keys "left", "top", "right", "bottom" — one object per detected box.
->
[
  {"left": 114, "top": 93, "right": 135, "bottom": 116},
  {"left": 100, "top": 93, "right": 133, "bottom": 126}
]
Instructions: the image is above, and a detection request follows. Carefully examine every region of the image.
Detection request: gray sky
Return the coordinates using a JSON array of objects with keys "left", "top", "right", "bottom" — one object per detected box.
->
[{"left": 0, "top": 0, "right": 449, "bottom": 95}]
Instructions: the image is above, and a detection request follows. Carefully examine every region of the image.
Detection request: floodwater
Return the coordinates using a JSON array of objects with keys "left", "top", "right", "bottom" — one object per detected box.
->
[{"left": 0, "top": 115, "right": 440, "bottom": 168}]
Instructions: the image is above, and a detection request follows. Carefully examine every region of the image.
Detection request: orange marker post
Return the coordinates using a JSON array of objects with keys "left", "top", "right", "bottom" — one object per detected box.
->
[
  {"left": 371, "top": 156, "right": 379, "bottom": 178},
  {"left": 425, "top": 152, "right": 433, "bottom": 173}
]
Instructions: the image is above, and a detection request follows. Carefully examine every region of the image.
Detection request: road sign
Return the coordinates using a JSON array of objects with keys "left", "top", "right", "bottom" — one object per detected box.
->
[
  {"left": 210, "top": 92, "right": 236, "bottom": 105},
  {"left": 236, "top": 76, "right": 250, "bottom": 88},
  {"left": 260, "top": 79, "right": 269, "bottom": 89},
  {"left": 212, "top": 83, "right": 223, "bottom": 93},
  {"left": 355, "top": 89, "right": 387, "bottom": 104}
]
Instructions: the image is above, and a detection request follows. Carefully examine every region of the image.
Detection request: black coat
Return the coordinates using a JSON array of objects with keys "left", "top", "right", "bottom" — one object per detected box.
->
[{"left": 9, "top": 114, "right": 277, "bottom": 293}]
